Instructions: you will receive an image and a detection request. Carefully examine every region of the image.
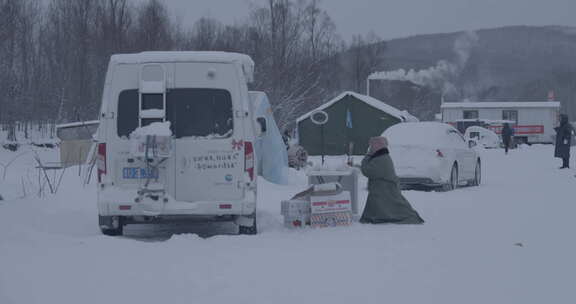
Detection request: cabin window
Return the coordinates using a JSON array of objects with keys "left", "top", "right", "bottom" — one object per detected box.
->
[
  {"left": 166, "top": 88, "right": 233, "bottom": 139},
  {"left": 463, "top": 110, "right": 478, "bottom": 119},
  {"left": 117, "top": 89, "right": 139, "bottom": 138},
  {"left": 502, "top": 110, "right": 518, "bottom": 123}
]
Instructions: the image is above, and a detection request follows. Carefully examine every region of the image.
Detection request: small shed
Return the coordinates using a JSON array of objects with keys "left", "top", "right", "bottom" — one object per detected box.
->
[{"left": 297, "top": 91, "right": 417, "bottom": 155}]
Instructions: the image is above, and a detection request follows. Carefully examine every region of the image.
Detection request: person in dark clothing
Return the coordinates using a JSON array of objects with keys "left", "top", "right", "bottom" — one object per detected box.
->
[
  {"left": 501, "top": 123, "right": 514, "bottom": 154},
  {"left": 554, "top": 114, "right": 574, "bottom": 169},
  {"left": 360, "top": 137, "right": 424, "bottom": 224}
]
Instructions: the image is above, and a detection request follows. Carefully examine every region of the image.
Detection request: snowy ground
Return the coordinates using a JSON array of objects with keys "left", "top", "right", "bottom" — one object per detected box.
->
[{"left": 1, "top": 145, "right": 575, "bottom": 303}]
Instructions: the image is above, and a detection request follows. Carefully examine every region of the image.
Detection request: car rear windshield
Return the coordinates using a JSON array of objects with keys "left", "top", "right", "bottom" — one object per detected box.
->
[{"left": 116, "top": 88, "right": 233, "bottom": 139}]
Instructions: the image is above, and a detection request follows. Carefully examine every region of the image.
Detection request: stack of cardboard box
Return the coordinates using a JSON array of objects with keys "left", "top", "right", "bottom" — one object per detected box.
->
[{"left": 280, "top": 183, "right": 352, "bottom": 229}]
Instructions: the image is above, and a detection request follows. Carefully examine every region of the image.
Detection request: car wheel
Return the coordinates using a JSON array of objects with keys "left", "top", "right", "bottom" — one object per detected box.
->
[
  {"left": 99, "top": 215, "right": 124, "bottom": 236},
  {"left": 441, "top": 163, "right": 458, "bottom": 191},
  {"left": 471, "top": 160, "right": 481, "bottom": 186},
  {"left": 238, "top": 214, "right": 258, "bottom": 235}
]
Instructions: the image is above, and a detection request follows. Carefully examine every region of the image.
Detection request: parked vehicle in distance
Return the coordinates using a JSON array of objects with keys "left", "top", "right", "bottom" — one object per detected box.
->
[
  {"left": 383, "top": 122, "right": 482, "bottom": 191},
  {"left": 96, "top": 52, "right": 261, "bottom": 236},
  {"left": 464, "top": 126, "right": 500, "bottom": 149}
]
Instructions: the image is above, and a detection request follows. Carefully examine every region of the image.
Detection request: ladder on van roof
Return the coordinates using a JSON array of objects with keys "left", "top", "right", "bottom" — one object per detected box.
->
[{"left": 139, "top": 64, "right": 166, "bottom": 127}]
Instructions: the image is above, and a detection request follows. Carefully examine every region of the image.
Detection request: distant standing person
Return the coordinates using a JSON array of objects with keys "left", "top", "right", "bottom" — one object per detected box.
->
[
  {"left": 360, "top": 137, "right": 424, "bottom": 224},
  {"left": 501, "top": 123, "right": 514, "bottom": 154},
  {"left": 554, "top": 114, "right": 574, "bottom": 169}
]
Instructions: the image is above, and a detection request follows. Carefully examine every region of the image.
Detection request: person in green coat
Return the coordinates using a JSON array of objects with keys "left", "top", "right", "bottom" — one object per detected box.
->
[{"left": 360, "top": 137, "right": 424, "bottom": 224}]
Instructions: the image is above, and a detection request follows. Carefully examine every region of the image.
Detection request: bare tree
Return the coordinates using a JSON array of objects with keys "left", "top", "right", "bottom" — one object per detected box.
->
[
  {"left": 190, "top": 17, "right": 222, "bottom": 50},
  {"left": 0, "top": 0, "right": 377, "bottom": 139},
  {"left": 347, "top": 33, "right": 386, "bottom": 94},
  {"left": 133, "top": 0, "right": 174, "bottom": 51}
]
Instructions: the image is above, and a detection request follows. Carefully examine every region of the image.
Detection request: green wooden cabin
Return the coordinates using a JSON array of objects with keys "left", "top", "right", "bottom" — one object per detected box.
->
[{"left": 297, "top": 91, "right": 417, "bottom": 155}]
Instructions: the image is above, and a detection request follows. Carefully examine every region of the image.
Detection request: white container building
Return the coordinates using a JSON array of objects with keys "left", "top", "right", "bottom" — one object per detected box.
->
[{"left": 441, "top": 101, "right": 561, "bottom": 144}]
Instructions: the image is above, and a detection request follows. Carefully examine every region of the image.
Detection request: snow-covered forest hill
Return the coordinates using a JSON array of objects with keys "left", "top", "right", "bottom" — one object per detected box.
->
[{"left": 2, "top": 0, "right": 576, "bottom": 136}]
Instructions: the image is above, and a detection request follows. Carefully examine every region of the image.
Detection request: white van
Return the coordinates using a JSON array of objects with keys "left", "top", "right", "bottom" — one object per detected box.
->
[{"left": 96, "top": 52, "right": 260, "bottom": 236}]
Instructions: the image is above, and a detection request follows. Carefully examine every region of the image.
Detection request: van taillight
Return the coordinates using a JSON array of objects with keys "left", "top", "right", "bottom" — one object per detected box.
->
[
  {"left": 97, "top": 143, "right": 106, "bottom": 183},
  {"left": 244, "top": 141, "right": 254, "bottom": 181}
]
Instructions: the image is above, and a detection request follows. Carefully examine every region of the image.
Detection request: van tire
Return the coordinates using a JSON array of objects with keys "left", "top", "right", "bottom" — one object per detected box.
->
[
  {"left": 99, "top": 215, "right": 124, "bottom": 236},
  {"left": 238, "top": 215, "right": 257, "bottom": 235}
]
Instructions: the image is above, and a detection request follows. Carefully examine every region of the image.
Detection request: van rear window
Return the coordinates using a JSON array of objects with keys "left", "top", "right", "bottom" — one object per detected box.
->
[
  {"left": 141, "top": 94, "right": 163, "bottom": 110},
  {"left": 117, "top": 89, "right": 139, "bottom": 138},
  {"left": 167, "top": 89, "right": 233, "bottom": 139},
  {"left": 116, "top": 88, "right": 233, "bottom": 139}
]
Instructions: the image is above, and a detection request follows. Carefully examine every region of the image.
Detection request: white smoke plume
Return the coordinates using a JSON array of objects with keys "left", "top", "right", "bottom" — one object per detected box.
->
[{"left": 369, "top": 31, "right": 479, "bottom": 95}]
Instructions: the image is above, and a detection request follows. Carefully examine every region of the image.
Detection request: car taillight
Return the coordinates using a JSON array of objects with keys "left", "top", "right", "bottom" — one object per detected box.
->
[
  {"left": 97, "top": 143, "right": 106, "bottom": 183},
  {"left": 436, "top": 149, "right": 444, "bottom": 158},
  {"left": 244, "top": 141, "right": 254, "bottom": 181}
]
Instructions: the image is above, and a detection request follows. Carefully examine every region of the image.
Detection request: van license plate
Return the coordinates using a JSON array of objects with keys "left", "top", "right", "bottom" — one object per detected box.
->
[{"left": 122, "top": 167, "right": 159, "bottom": 179}]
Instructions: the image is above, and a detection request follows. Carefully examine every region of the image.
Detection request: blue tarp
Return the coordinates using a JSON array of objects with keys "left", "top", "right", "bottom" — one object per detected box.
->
[{"left": 249, "top": 92, "right": 289, "bottom": 185}]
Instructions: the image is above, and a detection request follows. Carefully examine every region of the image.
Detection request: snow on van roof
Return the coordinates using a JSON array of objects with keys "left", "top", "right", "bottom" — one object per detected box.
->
[
  {"left": 296, "top": 91, "right": 418, "bottom": 123},
  {"left": 441, "top": 101, "right": 561, "bottom": 109},
  {"left": 110, "top": 51, "right": 255, "bottom": 82}
]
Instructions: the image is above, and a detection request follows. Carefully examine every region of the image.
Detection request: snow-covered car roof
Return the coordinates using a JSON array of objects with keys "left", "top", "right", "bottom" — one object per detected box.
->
[
  {"left": 110, "top": 51, "right": 255, "bottom": 82},
  {"left": 297, "top": 91, "right": 418, "bottom": 123},
  {"left": 383, "top": 122, "right": 459, "bottom": 147},
  {"left": 441, "top": 101, "right": 560, "bottom": 109}
]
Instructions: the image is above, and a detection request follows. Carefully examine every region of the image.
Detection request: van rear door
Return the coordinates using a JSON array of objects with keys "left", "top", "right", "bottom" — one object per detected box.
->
[{"left": 170, "top": 63, "right": 245, "bottom": 202}]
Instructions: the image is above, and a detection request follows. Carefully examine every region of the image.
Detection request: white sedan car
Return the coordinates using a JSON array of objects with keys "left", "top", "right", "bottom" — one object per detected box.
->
[
  {"left": 383, "top": 122, "right": 482, "bottom": 191},
  {"left": 464, "top": 126, "right": 500, "bottom": 149}
]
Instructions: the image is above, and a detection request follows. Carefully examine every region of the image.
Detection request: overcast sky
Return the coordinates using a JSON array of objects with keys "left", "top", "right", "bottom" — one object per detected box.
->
[{"left": 150, "top": 0, "right": 576, "bottom": 40}]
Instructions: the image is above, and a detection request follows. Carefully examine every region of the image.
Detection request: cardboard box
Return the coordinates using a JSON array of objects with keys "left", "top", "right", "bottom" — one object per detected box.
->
[
  {"left": 310, "top": 191, "right": 352, "bottom": 228},
  {"left": 311, "top": 212, "right": 352, "bottom": 228},
  {"left": 281, "top": 200, "right": 311, "bottom": 228},
  {"left": 310, "top": 191, "right": 351, "bottom": 214},
  {"left": 281, "top": 199, "right": 310, "bottom": 217},
  {"left": 283, "top": 215, "right": 310, "bottom": 229}
]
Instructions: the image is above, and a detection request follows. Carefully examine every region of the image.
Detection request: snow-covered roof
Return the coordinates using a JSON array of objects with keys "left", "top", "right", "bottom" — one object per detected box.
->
[
  {"left": 297, "top": 91, "right": 417, "bottom": 123},
  {"left": 110, "top": 51, "right": 255, "bottom": 82},
  {"left": 441, "top": 101, "right": 561, "bottom": 109}
]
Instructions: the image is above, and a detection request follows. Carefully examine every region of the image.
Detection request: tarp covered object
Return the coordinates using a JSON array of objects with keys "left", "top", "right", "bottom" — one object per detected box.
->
[{"left": 249, "top": 91, "right": 289, "bottom": 184}]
